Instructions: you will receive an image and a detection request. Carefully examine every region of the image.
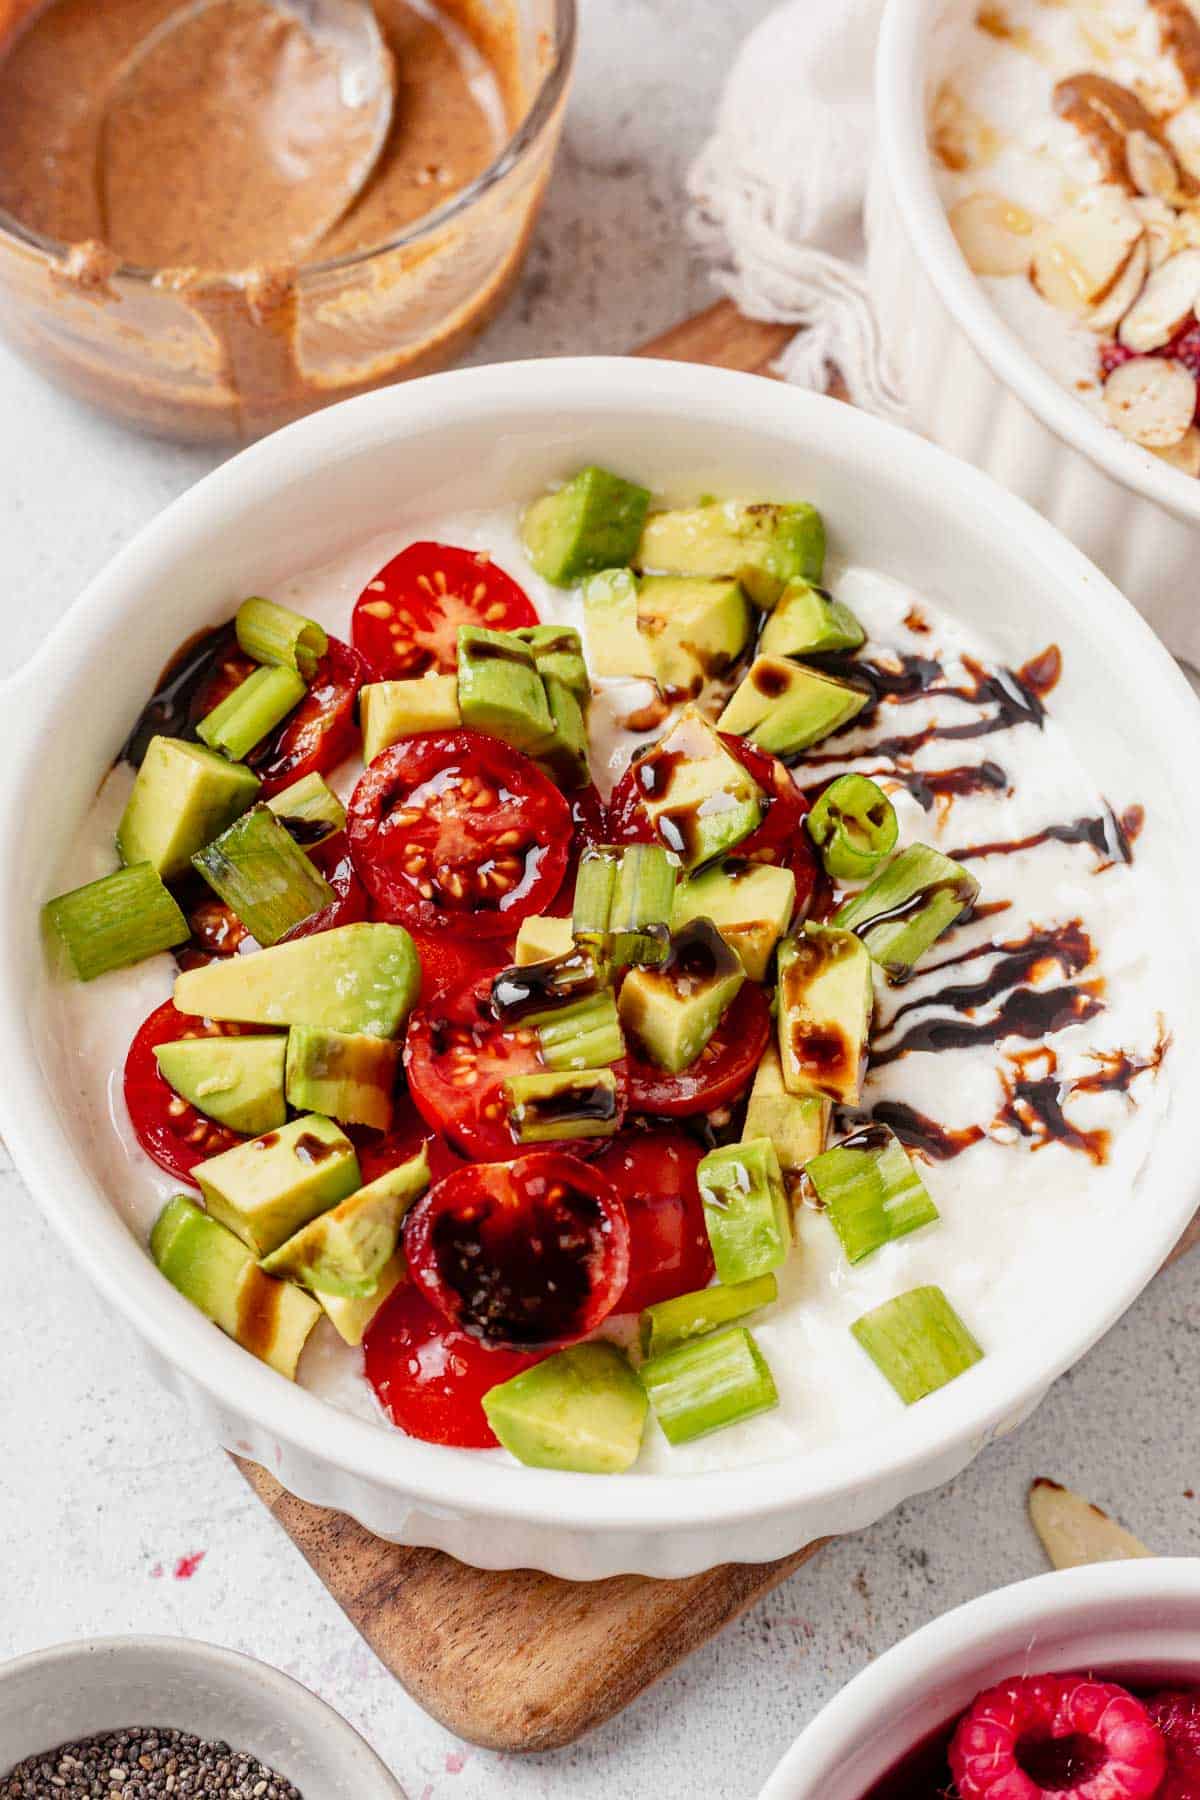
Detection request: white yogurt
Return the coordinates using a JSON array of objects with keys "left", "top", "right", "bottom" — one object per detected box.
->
[{"left": 47, "top": 509, "right": 1173, "bottom": 1471}]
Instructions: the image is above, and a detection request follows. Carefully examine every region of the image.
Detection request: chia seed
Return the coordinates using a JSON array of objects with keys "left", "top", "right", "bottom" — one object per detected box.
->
[{"left": 0, "top": 1726, "right": 304, "bottom": 1798}]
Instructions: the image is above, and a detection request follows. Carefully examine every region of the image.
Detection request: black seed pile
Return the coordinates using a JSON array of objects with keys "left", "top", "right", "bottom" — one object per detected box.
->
[{"left": 0, "top": 1726, "right": 304, "bottom": 1798}]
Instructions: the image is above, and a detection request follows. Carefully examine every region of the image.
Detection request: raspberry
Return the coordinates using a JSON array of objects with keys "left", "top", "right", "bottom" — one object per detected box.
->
[
  {"left": 1144, "top": 1690, "right": 1200, "bottom": 1799},
  {"left": 948, "top": 1673, "right": 1166, "bottom": 1799},
  {"left": 1099, "top": 340, "right": 1138, "bottom": 380},
  {"left": 1160, "top": 324, "right": 1200, "bottom": 384}
]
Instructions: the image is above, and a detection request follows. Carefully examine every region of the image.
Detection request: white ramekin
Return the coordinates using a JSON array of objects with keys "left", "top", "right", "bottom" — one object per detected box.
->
[
  {"left": 760, "top": 1557, "right": 1200, "bottom": 1798},
  {"left": 873, "top": 0, "right": 1200, "bottom": 668},
  {"left": 0, "top": 1637, "right": 403, "bottom": 1796},
  {"left": 2, "top": 360, "right": 1197, "bottom": 1579}
]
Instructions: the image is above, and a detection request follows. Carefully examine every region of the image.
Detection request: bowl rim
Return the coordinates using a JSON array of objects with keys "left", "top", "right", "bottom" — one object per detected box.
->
[
  {"left": 758, "top": 1556, "right": 1200, "bottom": 1799},
  {"left": 0, "top": 0, "right": 577, "bottom": 285},
  {"left": 875, "top": 0, "right": 1200, "bottom": 528},
  {"left": 3, "top": 356, "right": 1197, "bottom": 1537}
]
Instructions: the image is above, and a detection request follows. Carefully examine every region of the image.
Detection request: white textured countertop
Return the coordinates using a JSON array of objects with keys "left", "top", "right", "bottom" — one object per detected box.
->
[{"left": 2, "top": 3, "right": 1199, "bottom": 1795}]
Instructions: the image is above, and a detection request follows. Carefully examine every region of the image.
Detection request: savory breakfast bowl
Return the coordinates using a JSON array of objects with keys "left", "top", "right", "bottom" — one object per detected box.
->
[
  {"left": 758, "top": 1557, "right": 1200, "bottom": 1799},
  {"left": 873, "top": 0, "right": 1200, "bottom": 665},
  {"left": 1, "top": 358, "right": 1197, "bottom": 1579}
]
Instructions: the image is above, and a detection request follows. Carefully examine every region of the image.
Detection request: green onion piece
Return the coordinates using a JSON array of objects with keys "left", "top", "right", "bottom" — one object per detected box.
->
[
  {"left": 491, "top": 945, "right": 604, "bottom": 1025},
  {"left": 528, "top": 990, "right": 624, "bottom": 1070},
  {"left": 265, "top": 772, "right": 346, "bottom": 846},
  {"left": 807, "top": 774, "right": 898, "bottom": 882},
  {"left": 197, "top": 665, "right": 307, "bottom": 762},
  {"left": 833, "top": 844, "right": 980, "bottom": 981},
  {"left": 851, "top": 1286, "right": 983, "bottom": 1404},
  {"left": 192, "top": 805, "right": 334, "bottom": 946},
  {"left": 804, "top": 1125, "right": 938, "bottom": 1264},
  {"left": 235, "top": 596, "right": 328, "bottom": 679},
  {"left": 572, "top": 845, "right": 620, "bottom": 947},
  {"left": 610, "top": 844, "right": 676, "bottom": 967},
  {"left": 639, "top": 1274, "right": 778, "bottom": 1358},
  {"left": 640, "top": 1325, "right": 779, "bottom": 1445},
  {"left": 697, "top": 1137, "right": 791, "bottom": 1285},
  {"left": 44, "top": 863, "right": 188, "bottom": 981},
  {"left": 504, "top": 1069, "right": 620, "bottom": 1142}
]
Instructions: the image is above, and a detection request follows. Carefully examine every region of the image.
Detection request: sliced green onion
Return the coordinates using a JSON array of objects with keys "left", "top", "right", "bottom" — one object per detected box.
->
[
  {"left": 804, "top": 1125, "right": 938, "bottom": 1264},
  {"left": 572, "top": 845, "right": 620, "bottom": 947},
  {"left": 807, "top": 774, "right": 898, "bottom": 881},
  {"left": 851, "top": 1286, "right": 983, "bottom": 1404},
  {"left": 193, "top": 805, "right": 334, "bottom": 946},
  {"left": 833, "top": 844, "right": 980, "bottom": 981},
  {"left": 610, "top": 844, "right": 676, "bottom": 967},
  {"left": 504, "top": 1069, "right": 620, "bottom": 1142},
  {"left": 235, "top": 596, "right": 328, "bottom": 679},
  {"left": 697, "top": 1138, "right": 791, "bottom": 1285},
  {"left": 529, "top": 990, "right": 624, "bottom": 1071},
  {"left": 197, "top": 664, "right": 307, "bottom": 762},
  {"left": 639, "top": 1274, "right": 778, "bottom": 1358},
  {"left": 265, "top": 772, "right": 346, "bottom": 846},
  {"left": 44, "top": 863, "right": 188, "bottom": 981},
  {"left": 640, "top": 1325, "right": 779, "bottom": 1445}
]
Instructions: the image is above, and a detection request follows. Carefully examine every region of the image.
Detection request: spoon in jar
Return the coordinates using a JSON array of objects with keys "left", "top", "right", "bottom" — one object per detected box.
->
[{"left": 96, "top": 0, "right": 395, "bottom": 269}]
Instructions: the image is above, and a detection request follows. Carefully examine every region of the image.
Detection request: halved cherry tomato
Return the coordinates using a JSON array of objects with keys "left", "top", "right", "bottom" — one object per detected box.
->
[
  {"left": 364, "top": 1281, "right": 541, "bottom": 1448},
  {"left": 348, "top": 730, "right": 570, "bottom": 937},
  {"left": 279, "top": 832, "right": 369, "bottom": 941},
  {"left": 623, "top": 981, "right": 771, "bottom": 1117},
  {"left": 349, "top": 1091, "right": 463, "bottom": 1189},
  {"left": 351, "top": 542, "right": 537, "bottom": 679},
  {"left": 404, "top": 1153, "right": 630, "bottom": 1349},
  {"left": 124, "top": 999, "right": 264, "bottom": 1180},
  {"left": 407, "top": 930, "right": 509, "bottom": 1008},
  {"left": 548, "top": 782, "right": 608, "bottom": 917},
  {"left": 593, "top": 1129, "right": 714, "bottom": 1315}
]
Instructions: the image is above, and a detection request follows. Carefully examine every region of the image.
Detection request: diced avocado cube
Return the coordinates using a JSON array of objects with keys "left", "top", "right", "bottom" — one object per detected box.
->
[
  {"left": 155, "top": 1034, "right": 287, "bottom": 1137},
  {"left": 514, "top": 914, "right": 575, "bottom": 965},
  {"left": 630, "top": 706, "right": 763, "bottom": 871},
  {"left": 265, "top": 772, "right": 346, "bottom": 846},
  {"left": 284, "top": 1025, "right": 400, "bottom": 1131},
  {"left": 582, "top": 568, "right": 657, "bottom": 679},
  {"left": 504, "top": 1068, "right": 621, "bottom": 1142},
  {"left": 316, "top": 1252, "right": 407, "bottom": 1348},
  {"left": 805, "top": 1125, "right": 939, "bottom": 1265},
  {"left": 521, "top": 467, "right": 652, "bottom": 586},
  {"left": 456, "top": 626, "right": 553, "bottom": 753},
  {"left": 150, "top": 1195, "right": 320, "bottom": 1380},
  {"left": 636, "top": 500, "right": 825, "bottom": 608},
  {"left": 193, "top": 1114, "right": 361, "bottom": 1257},
  {"left": 718, "top": 657, "right": 868, "bottom": 755},
  {"left": 536, "top": 675, "right": 591, "bottom": 789},
  {"left": 697, "top": 1138, "right": 791, "bottom": 1285},
  {"left": 637, "top": 576, "right": 753, "bottom": 698},
  {"left": 117, "top": 736, "right": 261, "bottom": 881},
  {"left": 260, "top": 1148, "right": 429, "bottom": 1299},
  {"left": 360, "top": 675, "right": 461, "bottom": 764},
  {"left": 742, "top": 1041, "right": 830, "bottom": 1173},
  {"left": 513, "top": 625, "right": 590, "bottom": 703},
  {"left": 174, "top": 923, "right": 420, "bottom": 1039},
  {"left": 833, "top": 844, "right": 980, "bottom": 981},
  {"left": 618, "top": 918, "right": 745, "bottom": 1074},
  {"left": 758, "top": 580, "right": 865, "bottom": 658},
  {"left": 777, "top": 923, "right": 873, "bottom": 1106},
  {"left": 672, "top": 859, "right": 796, "bottom": 982},
  {"left": 482, "top": 1341, "right": 648, "bottom": 1472}
]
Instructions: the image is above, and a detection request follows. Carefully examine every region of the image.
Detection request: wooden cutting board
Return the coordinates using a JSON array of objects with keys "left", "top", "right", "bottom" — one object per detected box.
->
[{"left": 234, "top": 299, "right": 1197, "bottom": 1757}]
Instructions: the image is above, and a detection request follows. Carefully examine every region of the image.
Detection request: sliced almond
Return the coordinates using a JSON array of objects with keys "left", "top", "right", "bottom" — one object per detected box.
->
[
  {"left": 1155, "top": 422, "right": 1200, "bottom": 471},
  {"left": 1151, "top": 0, "right": 1200, "bottom": 97},
  {"left": 1088, "top": 236, "right": 1149, "bottom": 331},
  {"left": 1029, "top": 1478, "right": 1153, "bottom": 1569},
  {"left": 1105, "top": 354, "right": 1197, "bottom": 444},
  {"left": 1126, "top": 129, "right": 1183, "bottom": 201},
  {"left": 949, "top": 192, "right": 1040, "bottom": 276},
  {"left": 1118, "top": 245, "right": 1200, "bottom": 347},
  {"left": 1132, "top": 194, "right": 1180, "bottom": 265},
  {"left": 1033, "top": 185, "right": 1144, "bottom": 314},
  {"left": 1167, "top": 99, "right": 1200, "bottom": 183},
  {"left": 1054, "top": 74, "right": 1159, "bottom": 188}
]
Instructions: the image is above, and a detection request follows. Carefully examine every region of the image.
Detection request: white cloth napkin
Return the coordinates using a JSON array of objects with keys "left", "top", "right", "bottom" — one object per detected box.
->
[{"left": 688, "top": 0, "right": 903, "bottom": 415}]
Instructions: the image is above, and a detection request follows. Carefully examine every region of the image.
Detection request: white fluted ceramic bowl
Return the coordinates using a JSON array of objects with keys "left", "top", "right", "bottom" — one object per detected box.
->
[{"left": 1, "top": 360, "right": 1197, "bottom": 1577}]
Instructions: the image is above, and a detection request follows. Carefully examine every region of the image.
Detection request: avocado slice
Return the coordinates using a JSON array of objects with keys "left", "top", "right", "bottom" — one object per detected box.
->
[
  {"left": 360, "top": 675, "right": 461, "bottom": 764},
  {"left": 521, "top": 466, "right": 652, "bottom": 586},
  {"left": 672, "top": 859, "right": 796, "bottom": 982},
  {"left": 758, "top": 580, "right": 866, "bottom": 658},
  {"left": 155, "top": 1034, "right": 288, "bottom": 1137},
  {"left": 193, "top": 1114, "right": 361, "bottom": 1256},
  {"left": 117, "top": 736, "right": 261, "bottom": 882},
  {"left": 630, "top": 706, "right": 763, "bottom": 871},
  {"left": 285, "top": 1025, "right": 400, "bottom": 1131},
  {"left": 718, "top": 657, "right": 868, "bottom": 755},
  {"left": 482, "top": 1341, "right": 648, "bottom": 1473},
  {"left": 317, "top": 1252, "right": 408, "bottom": 1347},
  {"left": 513, "top": 625, "right": 590, "bottom": 703},
  {"left": 150, "top": 1195, "right": 320, "bottom": 1380},
  {"left": 637, "top": 576, "right": 753, "bottom": 699},
  {"left": 618, "top": 918, "right": 745, "bottom": 1073},
  {"left": 536, "top": 675, "right": 591, "bottom": 789},
  {"left": 265, "top": 772, "right": 346, "bottom": 846},
  {"left": 581, "top": 568, "right": 657, "bottom": 679},
  {"left": 456, "top": 625, "right": 554, "bottom": 753},
  {"left": 174, "top": 923, "right": 420, "bottom": 1039},
  {"left": 742, "top": 1041, "right": 830, "bottom": 1174},
  {"left": 697, "top": 1137, "right": 792, "bottom": 1285},
  {"left": 514, "top": 914, "right": 575, "bottom": 965},
  {"left": 777, "top": 923, "right": 874, "bottom": 1106},
  {"left": 636, "top": 500, "right": 825, "bottom": 608},
  {"left": 261, "top": 1147, "right": 429, "bottom": 1300}
]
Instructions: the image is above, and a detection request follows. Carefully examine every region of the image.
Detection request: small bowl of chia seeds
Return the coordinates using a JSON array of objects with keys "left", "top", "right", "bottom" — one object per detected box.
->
[{"left": 0, "top": 1637, "right": 405, "bottom": 1799}]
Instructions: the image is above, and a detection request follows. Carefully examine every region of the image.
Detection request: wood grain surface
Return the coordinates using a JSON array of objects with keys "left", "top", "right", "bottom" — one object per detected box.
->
[{"left": 233, "top": 298, "right": 1197, "bottom": 1756}]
